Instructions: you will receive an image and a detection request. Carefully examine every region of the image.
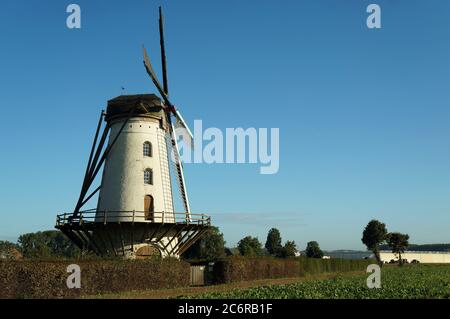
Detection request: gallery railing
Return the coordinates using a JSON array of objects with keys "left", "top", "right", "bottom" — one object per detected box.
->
[{"left": 56, "top": 210, "right": 211, "bottom": 227}]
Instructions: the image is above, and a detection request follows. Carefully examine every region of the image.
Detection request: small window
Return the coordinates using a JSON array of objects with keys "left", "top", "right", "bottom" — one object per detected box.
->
[
  {"left": 144, "top": 169, "right": 153, "bottom": 185},
  {"left": 143, "top": 142, "right": 152, "bottom": 157}
]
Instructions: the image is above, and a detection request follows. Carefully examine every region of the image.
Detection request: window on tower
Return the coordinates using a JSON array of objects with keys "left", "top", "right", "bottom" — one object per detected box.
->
[
  {"left": 144, "top": 169, "right": 153, "bottom": 185},
  {"left": 143, "top": 141, "right": 152, "bottom": 157}
]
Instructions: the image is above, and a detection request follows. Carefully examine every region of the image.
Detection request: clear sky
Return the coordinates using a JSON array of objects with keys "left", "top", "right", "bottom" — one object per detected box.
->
[{"left": 0, "top": 0, "right": 449, "bottom": 250}]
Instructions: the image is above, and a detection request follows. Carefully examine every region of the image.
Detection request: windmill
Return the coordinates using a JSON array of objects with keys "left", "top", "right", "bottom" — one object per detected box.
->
[{"left": 55, "top": 7, "right": 211, "bottom": 258}]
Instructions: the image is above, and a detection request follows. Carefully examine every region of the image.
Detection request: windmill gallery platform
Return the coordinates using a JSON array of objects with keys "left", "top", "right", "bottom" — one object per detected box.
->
[{"left": 56, "top": 210, "right": 210, "bottom": 258}]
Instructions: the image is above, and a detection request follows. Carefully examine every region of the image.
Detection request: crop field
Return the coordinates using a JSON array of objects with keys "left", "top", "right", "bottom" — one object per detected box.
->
[{"left": 184, "top": 265, "right": 450, "bottom": 299}]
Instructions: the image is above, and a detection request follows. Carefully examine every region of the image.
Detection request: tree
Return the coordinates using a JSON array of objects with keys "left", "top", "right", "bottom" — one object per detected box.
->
[
  {"left": 237, "top": 236, "right": 262, "bottom": 256},
  {"left": 305, "top": 241, "right": 323, "bottom": 258},
  {"left": 265, "top": 228, "right": 282, "bottom": 256},
  {"left": 386, "top": 232, "right": 409, "bottom": 266},
  {"left": 18, "top": 231, "right": 80, "bottom": 259},
  {"left": 182, "top": 226, "right": 226, "bottom": 260},
  {"left": 278, "top": 240, "right": 298, "bottom": 258},
  {"left": 18, "top": 232, "right": 51, "bottom": 258},
  {"left": 361, "top": 220, "right": 388, "bottom": 266}
]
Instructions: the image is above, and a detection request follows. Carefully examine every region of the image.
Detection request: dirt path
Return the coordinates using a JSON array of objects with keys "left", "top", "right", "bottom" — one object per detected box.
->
[{"left": 87, "top": 271, "right": 365, "bottom": 299}]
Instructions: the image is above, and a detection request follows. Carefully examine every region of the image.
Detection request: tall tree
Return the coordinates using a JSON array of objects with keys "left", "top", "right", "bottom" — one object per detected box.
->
[
  {"left": 238, "top": 236, "right": 262, "bottom": 256},
  {"left": 182, "top": 226, "right": 226, "bottom": 260},
  {"left": 386, "top": 232, "right": 409, "bottom": 266},
  {"left": 361, "top": 220, "right": 388, "bottom": 266},
  {"left": 305, "top": 241, "right": 324, "bottom": 258},
  {"left": 265, "top": 228, "right": 282, "bottom": 256},
  {"left": 278, "top": 240, "right": 298, "bottom": 258}
]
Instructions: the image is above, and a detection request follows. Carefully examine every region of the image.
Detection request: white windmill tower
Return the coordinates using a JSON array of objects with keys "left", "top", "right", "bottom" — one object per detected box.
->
[{"left": 56, "top": 7, "right": 211, "bottom": 258}]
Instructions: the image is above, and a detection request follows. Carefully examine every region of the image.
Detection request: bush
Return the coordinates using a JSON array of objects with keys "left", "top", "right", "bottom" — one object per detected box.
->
[
  {"left": 0, "top": 258, "right": 190, "bottom": 298},
  {"left": 212, "top": 256, "right": 373, "bottom": 284}
]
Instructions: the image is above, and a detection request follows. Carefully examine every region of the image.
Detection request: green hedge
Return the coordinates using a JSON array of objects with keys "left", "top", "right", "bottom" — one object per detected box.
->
[
  {"left": 0, "top": 257, "right": 375, "bottom": 298},
  {"left": 213, "top": 256, "right": 374, "bottom": 284},
  {"left": 0, "top": 258, "right": 190, "bottom": 299}
]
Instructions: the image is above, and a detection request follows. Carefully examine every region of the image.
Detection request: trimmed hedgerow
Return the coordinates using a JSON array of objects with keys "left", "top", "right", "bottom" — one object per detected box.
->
[
  {"left": 212, "top": 256, "right": 374, "bottom": 284},
  {"left": 0, "top": 258, "right": 190, "bottom": 299},
  {"left": 0, "top": 257, "right": 374, "bottom": 298}
]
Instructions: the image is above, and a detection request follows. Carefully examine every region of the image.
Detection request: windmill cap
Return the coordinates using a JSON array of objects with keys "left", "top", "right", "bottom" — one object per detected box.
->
[{"left": 105, "top": 94, "right": 165, "bottom": 122}]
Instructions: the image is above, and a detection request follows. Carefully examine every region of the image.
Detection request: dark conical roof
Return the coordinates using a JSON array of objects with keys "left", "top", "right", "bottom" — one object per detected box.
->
[{"left": 105, "top": 94, "right": 165, "bottom": 122}]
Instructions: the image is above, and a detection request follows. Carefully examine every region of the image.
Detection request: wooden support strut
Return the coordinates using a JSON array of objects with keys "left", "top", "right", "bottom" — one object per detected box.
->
[
  {"left": 95, "top": 230, "right": 110, "bottom": 256},
  {"left": 83, "top": 230, "right": 102, "bottom": 256},
  {"left": 154, "top": 224, "right": 176, "bottom": 244},
  {"left": 104, "top": 225, "right": 118, "bottom": 256},
  {"left": 74, "top": 111, "right": 106, "bottom": 215},
  {"left": 87, "top": 104, "right": 138, "bottom": 187},
  {"left": 146, "top": 223, "right": 164, "bottom": 244},
  {"left": 80, "top": 186, "right": 101, "bottom": 208},
  {"left": 118, "top": 223, "right": 126, "bottom": 255},
  {"left": 74, "top": 103, "right": 140, "bottom": 216},
  {"left": 85, "top": 111, "right": 105, "bottom": 181},
  {"left": 74, "top": 125, "right": 110, "bottom": 215},
  {"left": 168, "top": 227, "right": 192, "bottom": 255},
  {"left": 177, "top": 228, "right": 209, "bottom": 256},
  {"left": 162, "top": 225, "right": 186, "bottom": 252}
]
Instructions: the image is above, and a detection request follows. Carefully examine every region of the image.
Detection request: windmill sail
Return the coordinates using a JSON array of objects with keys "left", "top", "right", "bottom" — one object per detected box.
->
[
  {"left": 173, "top": 109, "right": 194, "bottom": 149},
  {"left": 142, "top": 6, "right": 193, "bottom": 219},
  {"left": 159, "top": 6, "right": 169, "bottom": 95},
  {"left": 168, "top": 124, "right": 191, "bottom": 218},
  {"left": 143, "top": 46, "right": 167, "bottom": 102}
]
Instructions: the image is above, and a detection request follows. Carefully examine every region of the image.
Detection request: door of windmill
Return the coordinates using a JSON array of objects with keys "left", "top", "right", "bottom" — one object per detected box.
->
[{"left": 144, "top": 195, "right": 154, "bottom": 221}]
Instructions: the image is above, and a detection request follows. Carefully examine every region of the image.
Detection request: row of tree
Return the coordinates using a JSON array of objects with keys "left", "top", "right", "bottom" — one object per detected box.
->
[
  {"left": 0, "top": 231, "right": 81, "bottom": 259},
  {"left": 1, "top": 227, "right": 325, "bottom": 261},
  {"left": 361, "top": 220, "right": 409, "bottom": 266},
  {"left": 235, "top": 228, "right": 324, "bottom": 259},
  {"left": 236, "top": 232, "right": 297, "bottom": 258},
  {"left": 190, "top": 227, "right": 325, "bottom": 260}
]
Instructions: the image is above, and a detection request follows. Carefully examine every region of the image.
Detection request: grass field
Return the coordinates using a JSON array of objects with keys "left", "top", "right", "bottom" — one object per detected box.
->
[{"left": 181, "top": 265, "right": 450, "bottom": 299}]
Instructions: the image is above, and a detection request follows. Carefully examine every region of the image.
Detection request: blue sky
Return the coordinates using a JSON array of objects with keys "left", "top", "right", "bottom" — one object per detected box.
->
[{"left": 0, "top": 0, "right": 450, "bottom": 250}]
